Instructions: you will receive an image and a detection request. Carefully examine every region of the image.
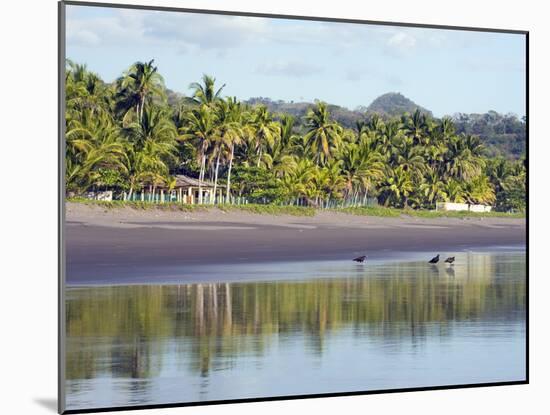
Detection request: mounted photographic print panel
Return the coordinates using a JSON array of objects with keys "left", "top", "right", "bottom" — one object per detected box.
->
[{"left": 59, "top": 1, "right": 528, "bottom": 413}]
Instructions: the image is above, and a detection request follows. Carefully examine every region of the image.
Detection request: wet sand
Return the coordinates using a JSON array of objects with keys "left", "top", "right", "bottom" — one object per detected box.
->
[{"left": 65, "top": 203, "right": 526, "bottom": 283}]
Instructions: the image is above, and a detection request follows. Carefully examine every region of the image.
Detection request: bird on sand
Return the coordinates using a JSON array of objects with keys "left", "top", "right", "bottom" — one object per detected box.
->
[
  {"left": 353, "top": 255, "right": 367, "bottom": 263},
  {"left": 428, "top": 254, "right": 440, "bottom": 264},
  {"left": 444, "top": 256, "right": 455, "bottom": 264}
]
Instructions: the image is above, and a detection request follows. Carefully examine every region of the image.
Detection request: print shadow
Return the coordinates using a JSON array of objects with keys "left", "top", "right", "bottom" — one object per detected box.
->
[{"left": 34, "top": 398, "right": 57, "bottom": 413}]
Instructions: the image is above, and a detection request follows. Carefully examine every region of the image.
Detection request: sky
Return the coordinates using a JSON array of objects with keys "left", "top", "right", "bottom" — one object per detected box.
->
[{"left": 65, "top": 4, "right": 527, "bottom": 117}]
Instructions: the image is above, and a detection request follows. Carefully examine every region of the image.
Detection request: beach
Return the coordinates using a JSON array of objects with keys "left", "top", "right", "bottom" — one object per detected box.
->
[{"left": 65, "top": 203, "right": 526, "bottom": 283}]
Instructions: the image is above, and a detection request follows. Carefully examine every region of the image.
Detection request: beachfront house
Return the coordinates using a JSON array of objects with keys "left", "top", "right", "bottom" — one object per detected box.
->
[
  {"left": 435, "top": 202, "right": 492, "bottom": 213},
  {"left": 169, "top": 175, "right": 222, "bottom": 204},
  {"left": 123, "top": 174, "right": 223, "bottom": 204}
]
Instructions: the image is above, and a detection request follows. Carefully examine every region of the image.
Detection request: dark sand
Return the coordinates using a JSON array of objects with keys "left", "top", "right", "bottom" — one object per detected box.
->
[{"left": 65, "top": 203, "right": 526, "bottom": 283}]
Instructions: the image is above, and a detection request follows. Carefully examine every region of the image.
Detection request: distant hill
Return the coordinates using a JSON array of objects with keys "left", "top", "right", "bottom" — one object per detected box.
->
[
  {"left": 244, "top": 97, "right": 366, "bottom": 130},
  {"left": 452, "top": 111, "right": 526, "bottom": 158},
  {"left": 245, "top": 92, "right": 433, "bottom": 128},
  {"left": 167, "top": 92, "right": 524, "bottom": 159},
  {"left": 166, "top": 88, "right": 185, "bottom": 107},
  {"left": 366, "top": 92, "right": 432, "bottom": 117}
]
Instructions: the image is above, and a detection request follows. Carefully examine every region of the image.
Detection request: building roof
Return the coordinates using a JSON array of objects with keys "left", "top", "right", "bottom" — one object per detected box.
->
[{"left": 174, "top": 174, "right": 215, "bottom": 188}]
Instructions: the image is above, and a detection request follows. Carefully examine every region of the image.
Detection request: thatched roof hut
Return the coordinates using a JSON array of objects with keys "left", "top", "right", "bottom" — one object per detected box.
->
[
  {"left": 173, "top": 175, "right": 215, "bottom": 189},
  {"left": 125, "top": 175, "right": 221, "bottom": 204},
  {"left": 169, "top": 174, "right": 219, "bottom": 204}
]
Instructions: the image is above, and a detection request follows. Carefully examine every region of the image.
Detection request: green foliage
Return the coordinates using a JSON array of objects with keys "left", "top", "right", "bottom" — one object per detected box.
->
[
  {"left": 219, "top": 204, "right": 316, "bottom": 216},
  {"left": 65, "top": 61, "right": 526, "bottom": 213},
  {"left": 68, "top": 198, "right": 202, "bottom": 211},
  {"left": 231, "top": 166, "right": 284, "bottom": 203},
  {"left": 487, "top": 157, "right": 526, "bottom": 212},
  {"left": 245, "top": 97, "right": 525, "bottom": 159},
  {"left": 67, "top": 199, "right": 315, "bottom": 216},
  {"left": 339, "top": 206, "right": 524, "bottom": 219},
  {"left": 454, "top": 111, "right": 526, "bottom": 158}
]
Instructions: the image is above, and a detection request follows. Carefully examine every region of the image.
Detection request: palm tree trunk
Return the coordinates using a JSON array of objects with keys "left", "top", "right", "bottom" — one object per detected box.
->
[
  {"left": 212, "top": 149, "right": 221, "bottom": 205},
  {"left": 226, "top": 144, "right": 234, "bottom": 202},
  {"left": 139, "top": 95, "right": 145, "bottom": 123},
  {"left": 198, "top": 154, "right": 205, "bottom": 204},
  {"left": 257, "top": 146, "right": 262, "bottom": 168}
]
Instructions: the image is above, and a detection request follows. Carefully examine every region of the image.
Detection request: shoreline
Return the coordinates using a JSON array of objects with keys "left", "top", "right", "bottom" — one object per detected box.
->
[
  {"left": 66, "top": 246, "right": 526, "bottom": 287},
  {"left": 65, "top": 203, "right": 526, "bottom": 284}
]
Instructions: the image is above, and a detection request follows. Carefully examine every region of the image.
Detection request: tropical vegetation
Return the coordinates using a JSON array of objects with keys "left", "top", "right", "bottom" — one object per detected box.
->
[{"left": 65, "top": 60, "right": 527, "bottom": 212}]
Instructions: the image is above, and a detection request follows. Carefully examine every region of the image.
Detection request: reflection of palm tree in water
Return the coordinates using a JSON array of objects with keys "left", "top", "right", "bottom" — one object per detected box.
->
[
  {"left": 65, "top": 255, "right": 526, "bottom": 380},
  {"left": 224, "top": 283, "right": 232, "bottom": 329}
]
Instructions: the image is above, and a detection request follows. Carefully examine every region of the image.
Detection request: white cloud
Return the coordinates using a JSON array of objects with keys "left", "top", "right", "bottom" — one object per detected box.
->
[
  {"left": 66, "top": 7, "right": 272, "bottom": 52},
  {"left": 460, "top": 59, "right": 526, "bottom": 72},
  {"left": 256, "top": 60, "right": 323, "bottom": 78},
  {"left": 344, "top": 66, "right": 403, "bottom": 86},
  {"left": 388, "top": 31, "right": 417, "bottom": 49},
  {"left": 141, "top": 12, "right": 270, "bottom": 51},
  {"left": 65, "top": 6, "right": 455, "bottom": 58},
  {"left": 345, "top": 69, "right": 362, "bottom": 82},
  {"left": 68, "top": 29, "right": 101, "bottom": 47}
]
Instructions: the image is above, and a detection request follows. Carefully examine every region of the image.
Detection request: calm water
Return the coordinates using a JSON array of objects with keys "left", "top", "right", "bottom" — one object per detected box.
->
[{"left": 65, "top": 251, "right": 526, "bottom": 411}]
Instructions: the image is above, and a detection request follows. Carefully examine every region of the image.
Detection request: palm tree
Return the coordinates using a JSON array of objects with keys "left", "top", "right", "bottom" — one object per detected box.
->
[
  {"left": 378, "top": 120, "right": 403, "bottom": 156},
  {"left": 65, "top": 110, "right": 127, "bottom": 194},
  {"left": 367, "top": 113, "right": 384, "bottom": 133},
  {"left": 393, "top": 141, "right": 425, "bottom": 181},
  {"left": 421, "top": 168, "right": 447, "bottom": 208},
  {"left": 403, "top": 109, "right": 428, "bottom": 145},
  {"left": 443, "top": 179, "right": 465, "bottom": 203},
  {"left": 304, "top": 102, "right": 343, "bottom": 166},
  {"left": 126, "top": 106, "right": 177, "bottom": 151},
  {"left": 116, "top": 60, "right": 165, "bottom": 125},
  {"left": 124, "top": 106, "right": 178, "bottom": 199},
  {"left": 463, "top": 134, "right": 486, "bottom": 158},
  {"left": 250, "top": 106, "right": 279, "bottom": 168},
  {"left": 437, "top": 117, "right": 456, "bottom": 141},
  {"left": 273, "top": 154, "right": 298, "bottom": 179},
  {"left": 339, "top": 142, "right": 384, "bottom": 204},
  {"left": 487, "top": 158, "right": 512, "bottom": 195},
  {"left": 321, "top": 160, "right": 345, "bottom": 203},
  {"left": 444, "top": 135, "right": 483, "bottom": 181},
  {"left": 379, "top": 167, "right": 414, "bottom": 208},
  {"left": 65, "top": 61, "right": 111, "bottom": 118},
  {"left": 64, "top": 61, "right": 522, "bottom": 211},
  {"left": 189, "top": 74, "right": 225, "bottom": 106},
  {"left": 465, "top": 174, "right": 496, "bottom": 205},
  {"left": 211, "top": 98, "right": 245, "bottom": 203},
  {"left": 126, "top": 139, "right": 176, "bottom": 201},
  {"left": 288, "top": 159, "right": 317, "bottom": 204},
  {"left": 306, "top": 166, "right": 328, "bottom": 206},
  {"left": 180, "top": 105, "right": 218, "bottom": 203},
  {"left": 278, "top": 114, "right": 299, "bottom": 150},
  {"left": 425, "top": 142, "right": 447, "bottom": 173}
]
